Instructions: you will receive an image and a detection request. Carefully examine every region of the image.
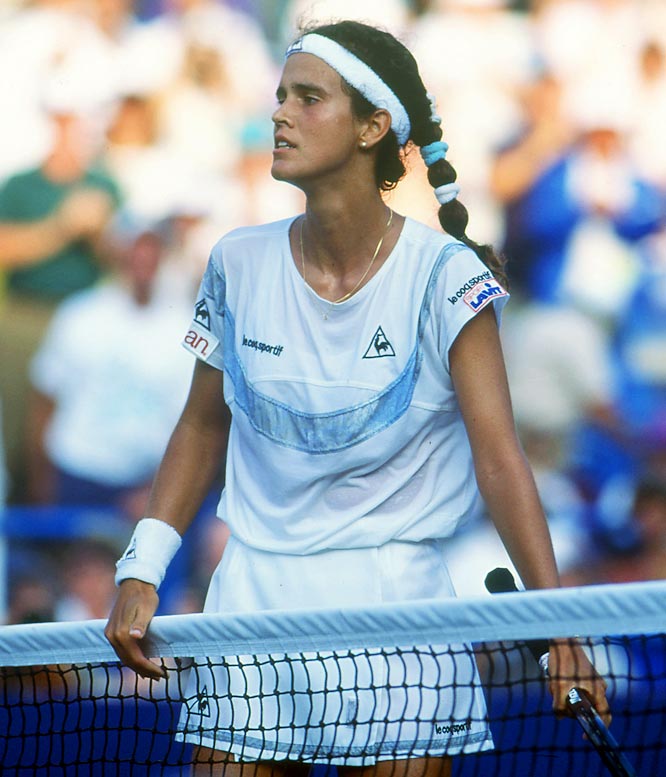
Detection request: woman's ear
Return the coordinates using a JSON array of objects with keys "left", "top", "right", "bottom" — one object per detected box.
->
[{"left": 359, "top": 109, "right": 392, "bottom": 150}]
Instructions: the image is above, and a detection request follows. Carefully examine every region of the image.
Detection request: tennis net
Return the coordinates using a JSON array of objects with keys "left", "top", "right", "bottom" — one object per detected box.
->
[{"left": 1, "top": 580, "right": 665, "bottom": 775}]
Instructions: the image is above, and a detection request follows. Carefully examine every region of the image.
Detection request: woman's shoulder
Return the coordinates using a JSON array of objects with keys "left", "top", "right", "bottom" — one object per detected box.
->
[
  {"left": 398, "top": 217, "right": 479, "bottom": 278},
  {"left": 401, "top": 216, "right": 465, "bottom": 254},
  {"left": 213, "top": 217, "right": 295, "bottom": 251},
  {"left": 398, "top": 218, "right": 506, "bottom": 307},
  {"left": 206, "top": 217, "right": 296, "bottom": 274}
]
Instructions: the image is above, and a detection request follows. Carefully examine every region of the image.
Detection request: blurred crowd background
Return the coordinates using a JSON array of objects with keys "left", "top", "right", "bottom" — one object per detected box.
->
[{"left": 1, "top": 0, "right": 665, "bottom": 626}]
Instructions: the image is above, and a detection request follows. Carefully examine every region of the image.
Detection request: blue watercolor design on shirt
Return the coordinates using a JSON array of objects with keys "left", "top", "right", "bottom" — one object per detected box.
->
[{"left": 223, "top": 242, "right": 467, "bottom": 453}]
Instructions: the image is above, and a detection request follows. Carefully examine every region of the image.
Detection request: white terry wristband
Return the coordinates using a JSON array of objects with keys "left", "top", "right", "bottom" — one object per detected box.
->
[{"left": 115, "top": 518, "right": 182, "bottom": 589}]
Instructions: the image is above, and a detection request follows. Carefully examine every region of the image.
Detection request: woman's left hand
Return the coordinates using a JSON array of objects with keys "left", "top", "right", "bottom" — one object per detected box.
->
[{"left": 547, "top": 638, "right": 611, "bottom": 727}]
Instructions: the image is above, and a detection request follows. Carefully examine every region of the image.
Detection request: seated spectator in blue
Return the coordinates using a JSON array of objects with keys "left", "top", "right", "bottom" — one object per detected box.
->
[
  {"left": 565, "top": 472, "right": 666, "bottom": 587},
  {"left": 612, "top": 234, "right": 666, "bottom": 441},
  {"left": 491, "top": 71, "right": 663, "bottom": 308},
  {"left": 572, "top": 230, "right": 666, "bottom": 496}
]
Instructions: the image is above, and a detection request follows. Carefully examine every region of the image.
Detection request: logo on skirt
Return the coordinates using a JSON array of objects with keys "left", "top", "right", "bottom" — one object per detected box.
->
[
  {"left": 435, "top": 720, "right": 472, "bottom": 736},
  {"left": 186, "top": 685, "right": 212, "bottom": 718}
]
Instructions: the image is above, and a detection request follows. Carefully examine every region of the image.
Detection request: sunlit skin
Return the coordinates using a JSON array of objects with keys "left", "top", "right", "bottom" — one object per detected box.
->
[
  {"left": 271, "top": 53, "right": 371, "bottom": 191},
  {"left": 270, "top": 53, "right": 402, "bottom": 304}
]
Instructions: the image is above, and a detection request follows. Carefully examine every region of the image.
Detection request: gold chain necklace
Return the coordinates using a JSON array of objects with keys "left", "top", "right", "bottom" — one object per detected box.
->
[{"left": 299, "top": 208, "right": 394, "bottom": 309}]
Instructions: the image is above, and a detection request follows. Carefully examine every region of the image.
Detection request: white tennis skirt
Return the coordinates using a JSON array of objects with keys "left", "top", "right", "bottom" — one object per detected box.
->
[{"left": 176, "top": 535, "right": 492, "bottom": 765}]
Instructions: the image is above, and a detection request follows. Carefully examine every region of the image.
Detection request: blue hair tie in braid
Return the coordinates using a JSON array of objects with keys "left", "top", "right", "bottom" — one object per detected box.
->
[{"left": 420, "top": 141, "right": 448, "bottom": 167}]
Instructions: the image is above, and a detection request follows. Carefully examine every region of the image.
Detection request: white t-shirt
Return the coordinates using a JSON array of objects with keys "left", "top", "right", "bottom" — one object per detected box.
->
[
  {"left": 31, "top": 282, "right": 193, "bottom": 486},
  {"left": 183, "top": 216, "right": 508, "bottom": 554}
]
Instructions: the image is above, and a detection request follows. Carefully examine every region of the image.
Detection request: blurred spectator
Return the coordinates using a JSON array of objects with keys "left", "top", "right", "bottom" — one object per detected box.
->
[
  {"left": 0, "top": 0, "right": 120, "bottom": 179},
  {"left": 84, "top": 0, "right": 185, "bottom": 100},
  {"left": 103, "top": 89, "right": 201, "bottom": 222},
  {"left": 54, "top": 539, "right": 118, "bottom": 621},
  {"left": 502, "top": 303, "right": 616, "bottom": 470},
  {"left": 491, "top": 70, "right": 663, "bottom": 313},
  {"left": 564, "top": 473, "right": 666, "bottom": 586},
  {"left": 160, "top": 0, "right": 277, "bottom": 118},
  {"left": 7, "top": 539, "right": 120, "bottom": 623},
  {"left": 631, "top": 39, "right": 666, "bottom": 190},
  {"left": 6, "top": 541, "right": 59, "bottom": 625},
  {"left": 0, "top": 100, "right": 121, "bottom": 502},
  {"left": 6, "top": 574, "right": 56, "bottom": 626},
  {"left": 158, "top": 37, "right": 244, "bottom": 178},
  {"left": 0, "top": 105, "right": 119, "bottom": 300},
  {"left": 489, "top": 71, "right": 572, "bottom": 286},
  {"left": 571, "top": 228, "right": 666, "bottom": 497},
  {"left": 533, "top": 0, "right": 646, "bottom": 113},
  {"left": 492, "top": 72, "right": 613, "bottom": 479},
  {"left": 25, "top": 214, "right": 192, "bottom": 516},
  {"left": 612, "top": 230, "right": 666, "bottom": 447},
  {"left": 102, "top": 0, "right": 280, "bottom": 229},
  {"left": 493, "top": 63, "right": 665, "bottom": 504},
  {"left": 158, "top": 191, "right": 230, "bottom": 300},
  {"left": 407, "top": 0, "right": 535, "bottom": 243}
]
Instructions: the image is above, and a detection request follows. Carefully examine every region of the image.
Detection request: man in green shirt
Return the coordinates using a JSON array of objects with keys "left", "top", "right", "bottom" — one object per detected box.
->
[
  {"left": 0, "top": 107, "right": 122, "bottom": 501},
  {"left": 0, "top": 166, "right": 119, "bottom": 300}
]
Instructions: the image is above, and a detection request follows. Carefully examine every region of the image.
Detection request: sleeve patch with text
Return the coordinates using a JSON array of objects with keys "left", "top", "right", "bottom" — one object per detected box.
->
[
  {"left": 182, "top": 321, "right": 220, "bottom": 361},
  {"left": 463, "top": 280, "right": 508, "bottom": 312}
]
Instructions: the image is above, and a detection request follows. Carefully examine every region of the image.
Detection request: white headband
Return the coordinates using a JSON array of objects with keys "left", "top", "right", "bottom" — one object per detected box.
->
[{"left": 286, "top": 33, "right": 411, "bottom": 146}]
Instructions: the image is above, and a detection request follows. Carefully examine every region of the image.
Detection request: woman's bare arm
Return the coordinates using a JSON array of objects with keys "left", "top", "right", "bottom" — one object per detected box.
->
[
  {"left": 105, "top": 359, "right": 231, "bottom": 678},
  {"left": 449, "top": 306, "right": 609, "bottom": 723}
]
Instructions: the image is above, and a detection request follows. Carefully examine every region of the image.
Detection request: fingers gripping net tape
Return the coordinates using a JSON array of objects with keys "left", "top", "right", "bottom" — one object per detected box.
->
[{"left": 1, "top": 581, "right": 665, "bottom": 775}]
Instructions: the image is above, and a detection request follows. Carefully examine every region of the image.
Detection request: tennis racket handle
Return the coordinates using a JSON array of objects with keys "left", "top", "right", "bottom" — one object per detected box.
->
[
  {"left": 484, "top": 568, "right": 638, "bottom": 777},
  {"left": 567, "top": 687, "right": 638, "bottom": 777}
]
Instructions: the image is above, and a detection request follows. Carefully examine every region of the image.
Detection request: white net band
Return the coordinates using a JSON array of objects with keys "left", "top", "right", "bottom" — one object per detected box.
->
[{"left": 1, "top": 579, "right": 665, "bottom": 665}]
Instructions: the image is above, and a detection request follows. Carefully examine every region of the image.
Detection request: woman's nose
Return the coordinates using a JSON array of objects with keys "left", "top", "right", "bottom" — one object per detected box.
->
[{"left": 272, "top": 101, "right": 292, "bottom": 127}]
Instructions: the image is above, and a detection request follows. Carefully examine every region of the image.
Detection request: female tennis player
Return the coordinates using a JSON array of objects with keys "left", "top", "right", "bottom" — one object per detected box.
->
[{"left": 106, "top": 19, "right": 610, "bottom": 776}]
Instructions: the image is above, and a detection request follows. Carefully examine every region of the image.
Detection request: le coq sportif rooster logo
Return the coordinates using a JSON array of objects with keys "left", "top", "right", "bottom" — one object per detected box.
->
[
  {"left": 363, "top": 326, "right": 395, "bottom": 359},
  {"left": 194, "top": 299, "right": 211, "bottom": 330}
]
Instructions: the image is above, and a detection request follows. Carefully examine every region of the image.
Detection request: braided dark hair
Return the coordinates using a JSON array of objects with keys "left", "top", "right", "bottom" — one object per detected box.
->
[{"left": 304, "top": 20, "right": 507, "bottom": 287}]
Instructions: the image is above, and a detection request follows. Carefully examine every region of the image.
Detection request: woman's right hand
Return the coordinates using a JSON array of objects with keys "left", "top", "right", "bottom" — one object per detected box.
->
[{"left": 104, "top": 579, "right": 165, "bottom": 681}]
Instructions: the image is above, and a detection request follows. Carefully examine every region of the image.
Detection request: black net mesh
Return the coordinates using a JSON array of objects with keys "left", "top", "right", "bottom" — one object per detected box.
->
[{"left": 1, "top": 631, "right": 664, "bottom": 775}]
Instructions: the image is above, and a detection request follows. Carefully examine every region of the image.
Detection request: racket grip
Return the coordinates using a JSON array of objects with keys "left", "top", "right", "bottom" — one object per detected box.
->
[
  {"left": 484, "top": 568, "right": 638, "bottom": 777},
  {"left": 567, "top": 688, "right": 638, "bottom": 777}
]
